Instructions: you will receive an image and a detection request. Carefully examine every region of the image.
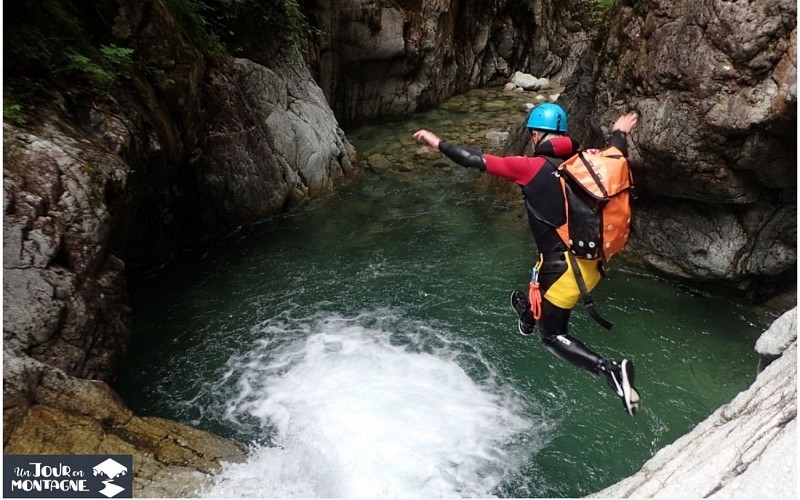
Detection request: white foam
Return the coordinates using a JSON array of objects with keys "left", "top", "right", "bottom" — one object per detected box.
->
[{"left": 202, "top": 312, "right": 548, "bottom": 498}]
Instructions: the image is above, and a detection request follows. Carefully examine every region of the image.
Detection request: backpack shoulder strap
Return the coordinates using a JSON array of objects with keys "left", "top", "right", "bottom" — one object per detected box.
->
[{"left": 523, "top": 155, "right": 563, "bottom": 228}]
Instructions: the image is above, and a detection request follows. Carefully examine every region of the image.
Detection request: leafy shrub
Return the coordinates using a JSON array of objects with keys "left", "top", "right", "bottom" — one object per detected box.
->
[
  {"left": 4, "top": 102, "right": 27, "bottom": 126},
  {"left": 156, "top": 0, "right": 319, "bottom": 59},
  {"left": 4, "top": 0, "right": 318, "bottom": 118},
  {"left": 5, "top": 1, "right": 136, "bottom": 106},
  {"left": 163, "top": 0, "right": 226, "bottom": 57},
  {"left": 203, "top": 0, "right": 318, "bottom": 59}
]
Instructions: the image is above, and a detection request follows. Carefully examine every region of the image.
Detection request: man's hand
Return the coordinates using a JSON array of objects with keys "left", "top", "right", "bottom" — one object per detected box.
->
[
  {"left": 612, "top": 113, "right": 639, "bottom": 134},
  {"left": 413, "top": 129, "right": 441, "bottom": 149}
]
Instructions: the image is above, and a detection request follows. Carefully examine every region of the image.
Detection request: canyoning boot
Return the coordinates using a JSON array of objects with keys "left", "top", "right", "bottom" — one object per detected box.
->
[
  {"left": 601, "top": 359, "right": 640, "bottom": 416},
  {"left": 510, "top": 290, "right": 535, "bottom": 336}
]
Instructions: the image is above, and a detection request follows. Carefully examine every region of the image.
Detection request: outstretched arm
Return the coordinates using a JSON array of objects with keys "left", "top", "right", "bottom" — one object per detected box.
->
[{"left": 413, "top": 129, "right": 487, "bottom": 171}]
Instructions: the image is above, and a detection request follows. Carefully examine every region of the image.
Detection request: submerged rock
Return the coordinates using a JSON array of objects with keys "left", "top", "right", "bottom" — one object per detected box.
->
[
  {"left": 486, "top": 131, "right": 510, "bottom": 146},
  {"left": 366, "top": 153, "right": 394, "bottom": 173}
]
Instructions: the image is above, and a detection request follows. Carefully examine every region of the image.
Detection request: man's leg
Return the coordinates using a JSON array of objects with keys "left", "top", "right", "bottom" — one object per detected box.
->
[
  {"left": 537, "top": 300, "right": 603, "bottom": 373},
  {"left": 538, "top": 300, "right": 641, "bottom": 415}
]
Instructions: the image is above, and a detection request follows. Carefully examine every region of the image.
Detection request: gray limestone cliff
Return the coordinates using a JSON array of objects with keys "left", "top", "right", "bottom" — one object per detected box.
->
[{"left": 305, "top": 0, "right": 596, "bottom": 125}]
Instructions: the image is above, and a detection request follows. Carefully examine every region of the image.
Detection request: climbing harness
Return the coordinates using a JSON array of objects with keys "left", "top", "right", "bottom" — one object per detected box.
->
[{"left": 528, "top": 265, "right": 543, "bottom": 321}]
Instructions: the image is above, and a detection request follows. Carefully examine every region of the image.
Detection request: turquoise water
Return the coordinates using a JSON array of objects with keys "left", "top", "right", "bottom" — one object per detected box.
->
[{"left": 118, "top": 89, "right": 768, "bottom": 497}]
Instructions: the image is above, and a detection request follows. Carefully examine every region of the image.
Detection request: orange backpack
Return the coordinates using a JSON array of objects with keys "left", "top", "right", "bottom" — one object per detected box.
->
[
  {"left": 553, "top": 146, "right": 633, "bottom": 330},
  {"left": 557, "top": 146, "right": 633, "bottom": 264}
]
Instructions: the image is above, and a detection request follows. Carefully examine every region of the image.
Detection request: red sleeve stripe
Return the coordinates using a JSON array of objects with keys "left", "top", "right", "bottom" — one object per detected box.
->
[{"left": 484, "top": 154, "right": 544, "bottom": 185}]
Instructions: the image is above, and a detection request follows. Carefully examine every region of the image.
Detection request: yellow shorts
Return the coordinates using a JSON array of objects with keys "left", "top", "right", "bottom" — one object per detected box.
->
[{"left": 539, "top": 252, "right": 602, "bottom": 309}]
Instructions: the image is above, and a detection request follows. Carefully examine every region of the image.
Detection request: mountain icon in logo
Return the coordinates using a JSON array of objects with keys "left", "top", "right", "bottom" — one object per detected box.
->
[{"left": 92, "top": 459, "right": 128, "bottom": 498}]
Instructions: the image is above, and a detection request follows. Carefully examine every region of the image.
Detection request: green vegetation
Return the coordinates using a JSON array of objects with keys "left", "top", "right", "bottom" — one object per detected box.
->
[
  {"left": 590, "top": 0, "right": 617, "bottom": 22},
  {"left": 163, "top": 0, "right": 226, "bottom": 58},
  {"left": 157, "top": 0, "right": 317, "bottom": 59},
  {"left": 4, "top": 0, "right": 316, "bottom": 126},
  {"left": 4, "top": 102, "right": 27, "bottom": 127},
  {"left": 5, "top": 1, "right": 136, "bottom": 123},
  {"left": 204, "top": 0, "right": 318, "bottom": 59},
  {"left": 62, "top": 44, "right": 135, "bottom": 91}
]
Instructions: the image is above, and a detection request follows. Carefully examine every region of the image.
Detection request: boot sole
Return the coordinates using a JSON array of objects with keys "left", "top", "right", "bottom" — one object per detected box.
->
[{"left": 620, "top": 360, "right": 639, "bottom": 416}]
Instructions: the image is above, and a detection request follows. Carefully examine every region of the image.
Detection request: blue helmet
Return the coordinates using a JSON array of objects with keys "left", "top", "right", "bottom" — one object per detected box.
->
[{"left": 526, "top": 103, "right": 568, "bottom": 133}]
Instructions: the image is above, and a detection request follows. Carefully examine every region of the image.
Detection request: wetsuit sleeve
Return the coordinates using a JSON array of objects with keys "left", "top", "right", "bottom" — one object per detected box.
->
[
  {"left": 439, "top": 141, "right": 486, "bottom": 171},
  {"left": 484, "top": 154, "right": 542, "bottom": 185},
  {"left": 438, "top": 142, "right": 543, "bottom": 185},
  {"left": 610, "top": 130, "right": 629, "bottom": 157}
]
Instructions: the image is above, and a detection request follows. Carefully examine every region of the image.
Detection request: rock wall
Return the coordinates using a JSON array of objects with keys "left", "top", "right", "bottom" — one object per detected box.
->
[
  {"left": 591, "top": 308, "right": 797, "bottom": 498},
  {"left": 306, "top": 0, "right": 596, "bottom": 125},
  {"left": 197, "top": 57, "right": 355, "bottom": 225},
  {"left": 3, "top": 0, "right": 355, "bottom": 490},
  {"left": 109, "top": 1, "right": 357, "bottom": 264},
  {"left": 4, "top": 120, "right": 131, "bottom": 383},
  {"left": 561, "top": 0, "right": 797, "bottom": 296},
  {"left": 3, "top": 0, "right": 355, "bottom": 385}
]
